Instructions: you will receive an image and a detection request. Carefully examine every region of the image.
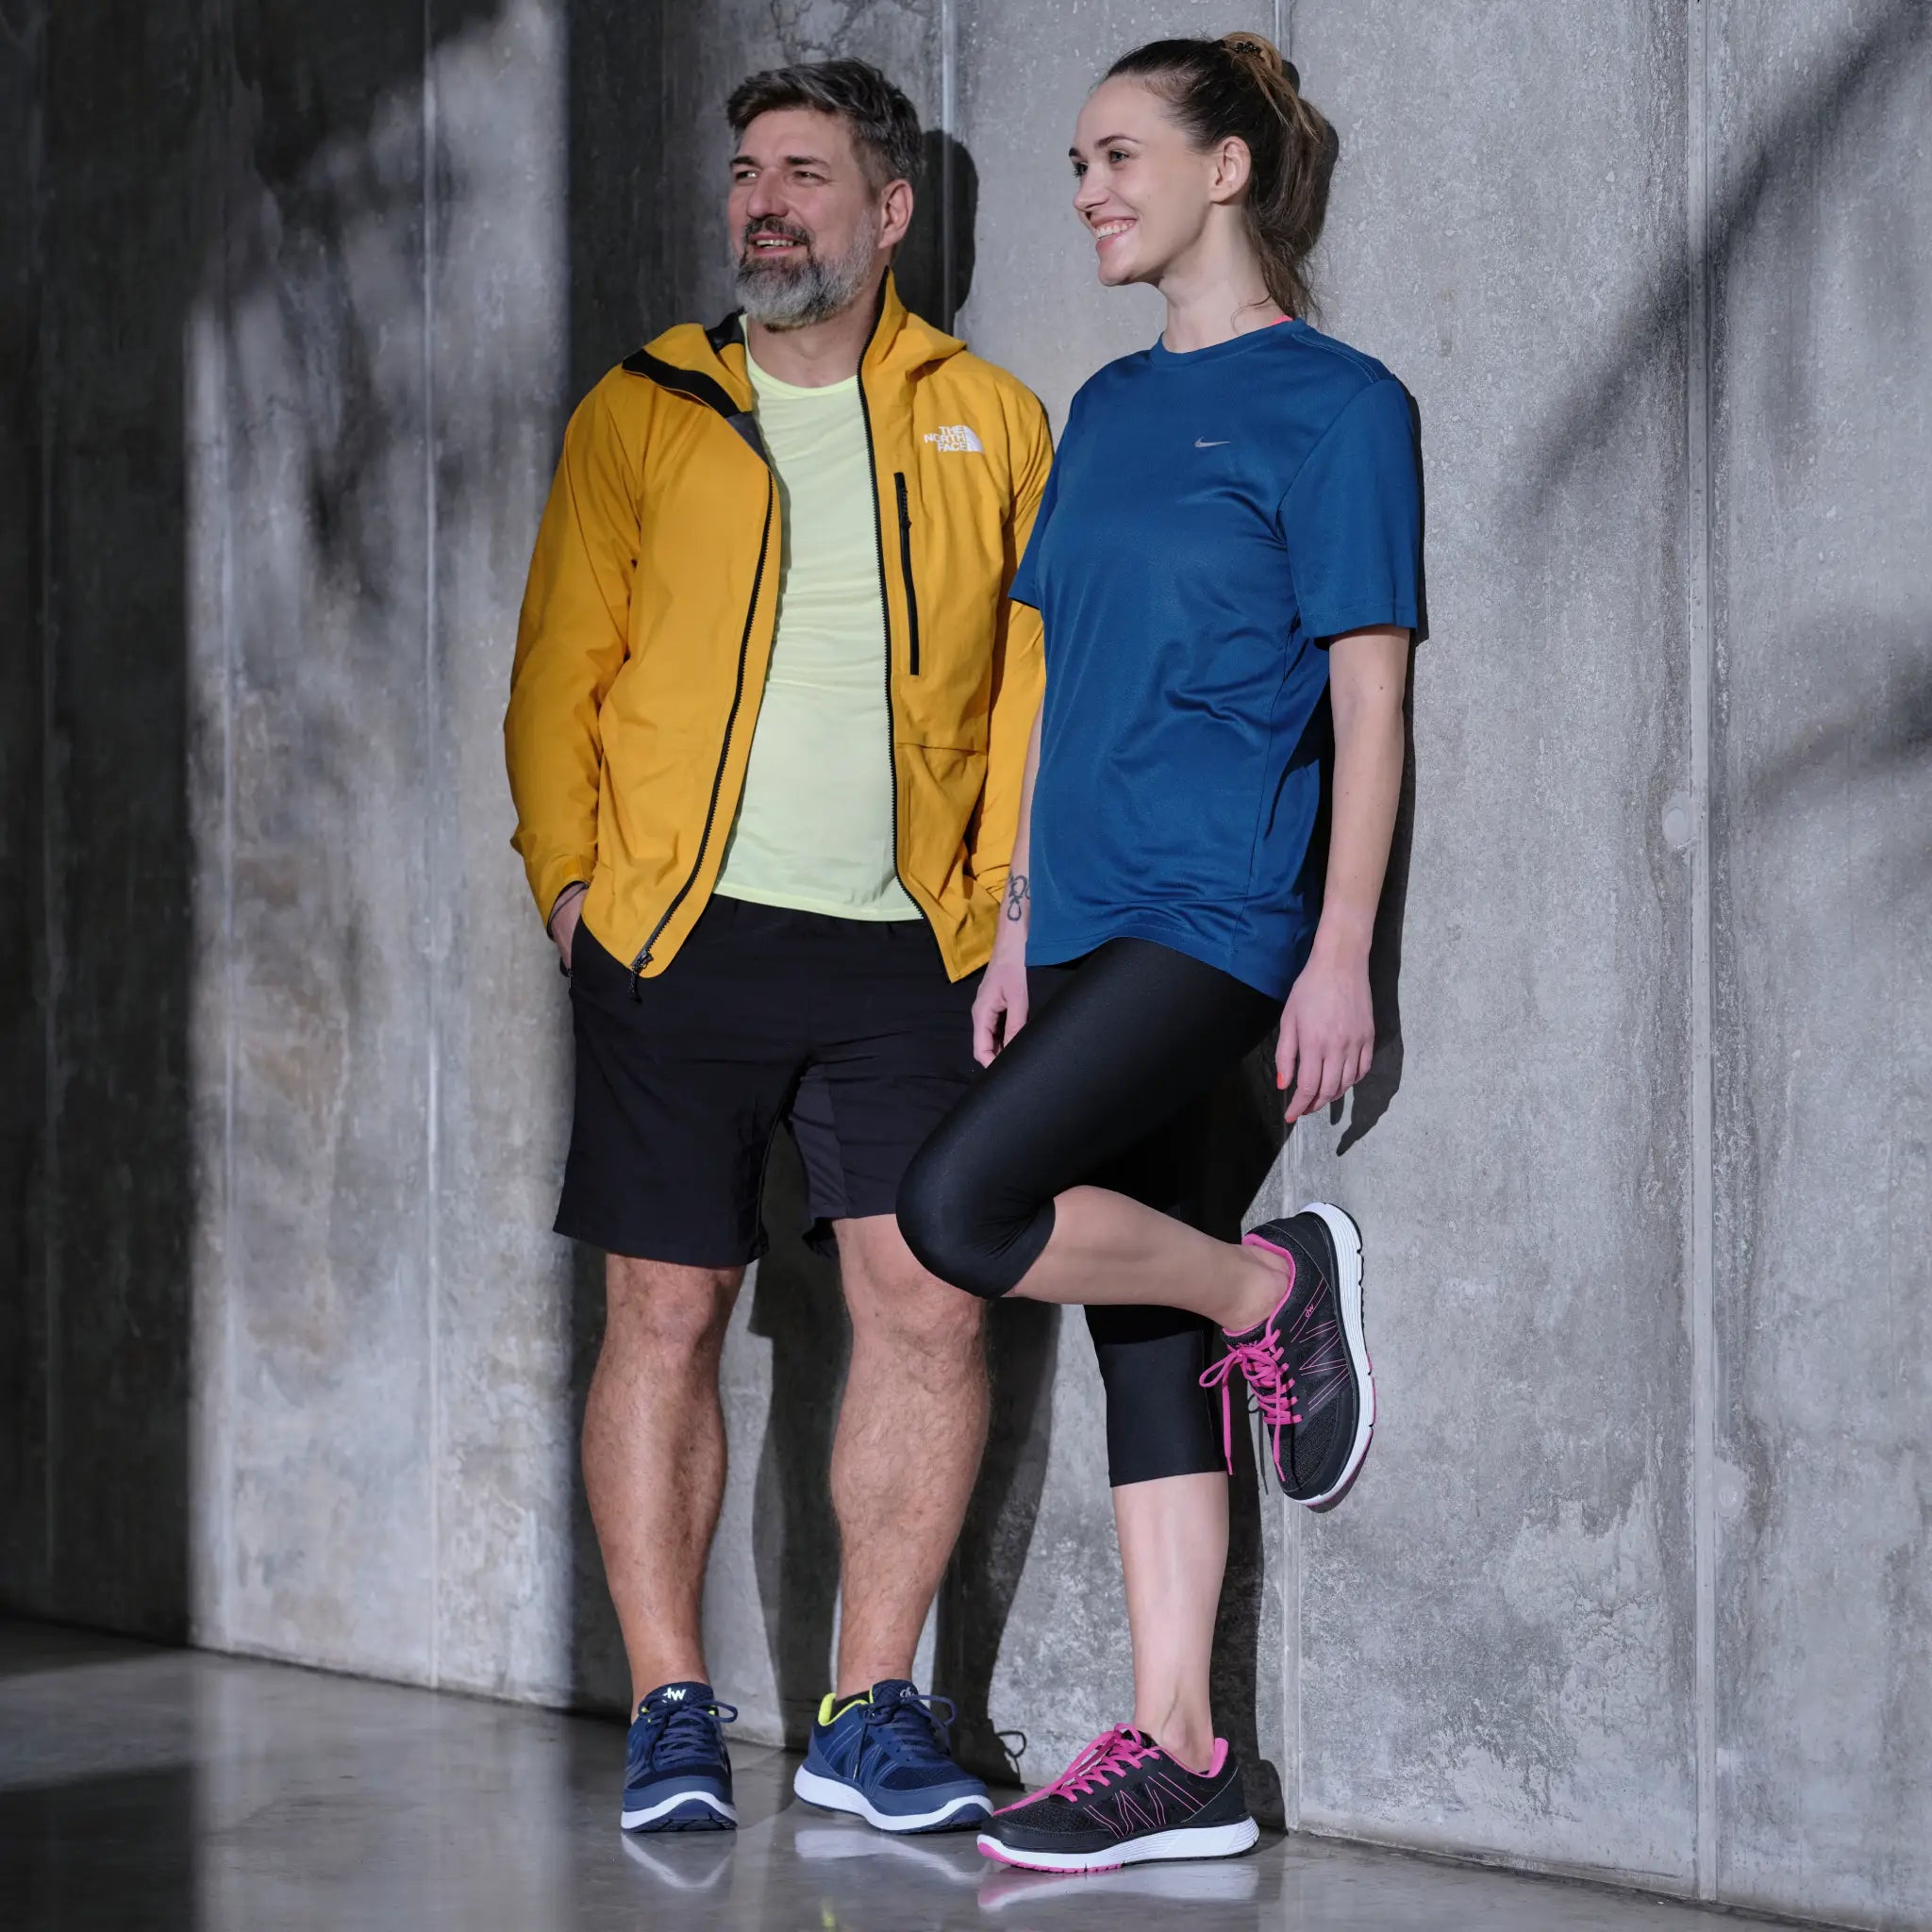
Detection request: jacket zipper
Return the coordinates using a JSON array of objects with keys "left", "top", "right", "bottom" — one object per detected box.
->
[
  {"left": 856, "top": 322, "right": 914, "bottom": 909},
  {"left": 628, "top": 471, "right": 775, "bottom": 992},
  {"left": 893, "top": 472, "right": 922, "bottom": 676}
]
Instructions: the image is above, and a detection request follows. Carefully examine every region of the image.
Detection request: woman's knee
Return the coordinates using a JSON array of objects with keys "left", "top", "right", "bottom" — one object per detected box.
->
[{"left": 895, "top": 1141, "right": 1035, "bottom": 1303}]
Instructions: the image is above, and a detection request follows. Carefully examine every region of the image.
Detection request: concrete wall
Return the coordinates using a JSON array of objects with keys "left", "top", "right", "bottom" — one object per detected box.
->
[{"left": 3, "top": 2, "right": 1926, "bottom": 1925}]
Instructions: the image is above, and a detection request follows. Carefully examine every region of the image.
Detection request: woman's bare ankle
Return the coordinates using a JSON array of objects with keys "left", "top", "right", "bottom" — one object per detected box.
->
[
  {"left": 1142, "top": 1712, "right": 1218, "bottom": 1776},
  {"left": 1219, "top": 1241, "right": 1289, "bottom": 1335}
]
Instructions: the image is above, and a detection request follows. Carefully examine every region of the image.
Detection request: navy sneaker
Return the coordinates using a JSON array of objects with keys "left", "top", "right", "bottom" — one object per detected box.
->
[
  {"left": 792, "top": 1681, "right": 991, "bottom": 1834},
  {"left": 621, "top": 1681, "right": 738, "bottom": 1832},
  {"left": 1202, "top": 1202, "right": 1373, "bottom": 1507}
]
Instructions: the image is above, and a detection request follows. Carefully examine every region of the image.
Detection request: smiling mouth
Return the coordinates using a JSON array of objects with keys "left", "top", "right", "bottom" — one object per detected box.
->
[
  {"left": 1091, "top": 219, "right": 1135, "bottom": 243},
  {"left": 745, "top": 229, "right": 809, "bottom": 255}
]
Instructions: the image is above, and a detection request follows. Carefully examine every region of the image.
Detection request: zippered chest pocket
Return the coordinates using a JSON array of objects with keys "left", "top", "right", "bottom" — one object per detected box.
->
[{"left": 893, "top": 472, "right": 922, "bottom": 675}]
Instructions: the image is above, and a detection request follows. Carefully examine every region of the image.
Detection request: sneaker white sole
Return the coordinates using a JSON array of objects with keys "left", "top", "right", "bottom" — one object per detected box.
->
[
  {"left": 792, "top": 1764, "right": 991, "bottom": 1834},
  {"left": 976, "top": 1815, "right": 1259, "bottom": 1874},
  {"left": 1300, "top": 1200, "right": 1374, "bottom": 1510},
  {"left": 620, "top": 1787, "right": 737, "bottom": 1829}
]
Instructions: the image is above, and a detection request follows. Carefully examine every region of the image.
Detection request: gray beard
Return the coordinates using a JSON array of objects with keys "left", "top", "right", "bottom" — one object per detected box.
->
[{"left": 733, "top": 218, "right": 880, "bottom": 330}]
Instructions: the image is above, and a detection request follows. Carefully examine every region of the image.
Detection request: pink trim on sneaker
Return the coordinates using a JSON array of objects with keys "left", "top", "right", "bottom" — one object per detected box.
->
[{"left": 1159, "top": 1736, "right": 1230, "bottom": 1778}]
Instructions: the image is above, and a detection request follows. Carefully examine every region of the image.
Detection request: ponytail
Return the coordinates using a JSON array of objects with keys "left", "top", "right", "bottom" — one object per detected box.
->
[{"left": 1105, "top": 32, "right": 1338, "bottom": 321}]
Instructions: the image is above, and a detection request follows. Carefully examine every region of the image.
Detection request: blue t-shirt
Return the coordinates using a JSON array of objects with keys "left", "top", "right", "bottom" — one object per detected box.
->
[{"left": 1008, "top": 320, "right": 1424, "bottom": 999}]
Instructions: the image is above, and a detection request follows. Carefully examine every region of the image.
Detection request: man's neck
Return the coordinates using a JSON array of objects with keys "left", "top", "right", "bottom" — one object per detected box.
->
[{"left": 743, "top": 272, "right": 886, "bottom": 389}]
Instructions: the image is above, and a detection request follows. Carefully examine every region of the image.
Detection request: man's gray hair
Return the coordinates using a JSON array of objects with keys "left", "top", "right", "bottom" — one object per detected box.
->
[{"left": 726, "top": 58, "right": 923, "bottom": 189}]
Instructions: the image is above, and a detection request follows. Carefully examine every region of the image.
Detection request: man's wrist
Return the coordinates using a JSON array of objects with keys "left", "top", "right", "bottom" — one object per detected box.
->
[{"left": 546, "top": 880, "right": 589, "bottom": 938}]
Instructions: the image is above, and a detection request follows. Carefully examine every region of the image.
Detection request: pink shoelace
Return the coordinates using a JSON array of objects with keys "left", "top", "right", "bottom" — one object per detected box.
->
[
  {"left": 1198, "top": 1251, "right": 1302, "bottom": 1471},
  {"left": 994, "top": 1725, "right": 1156, "bottom": 1815}
]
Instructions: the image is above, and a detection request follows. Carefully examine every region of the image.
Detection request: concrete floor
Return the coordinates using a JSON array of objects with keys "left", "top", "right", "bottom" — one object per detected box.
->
[{"left": 0, "top": 1622, "right": 1798, "bottom": 1932}]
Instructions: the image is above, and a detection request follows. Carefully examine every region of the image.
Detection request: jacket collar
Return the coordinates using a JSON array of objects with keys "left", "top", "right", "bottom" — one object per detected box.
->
[{"left": 630, "top": 272, "right": 963, "bottom": 412}]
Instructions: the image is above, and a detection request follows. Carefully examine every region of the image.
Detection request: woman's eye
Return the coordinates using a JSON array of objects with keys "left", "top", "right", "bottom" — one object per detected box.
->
[
  {"left": 1108, "top": 148, "right": 1129, "bottom": 164},
  {"left": 1071, "top": 161, "right": 1087, "bottom": 178}
]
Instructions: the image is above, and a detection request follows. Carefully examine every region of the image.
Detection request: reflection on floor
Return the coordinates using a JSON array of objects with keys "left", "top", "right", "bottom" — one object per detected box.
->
[{"left": 0, "top": 1621, "right": 1786, "bottom": 1931}]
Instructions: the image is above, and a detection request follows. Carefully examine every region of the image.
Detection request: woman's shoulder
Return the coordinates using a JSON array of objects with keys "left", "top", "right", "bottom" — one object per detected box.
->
[{"left": 1267, "top": 322, "right": 1409, "bottom": 413}]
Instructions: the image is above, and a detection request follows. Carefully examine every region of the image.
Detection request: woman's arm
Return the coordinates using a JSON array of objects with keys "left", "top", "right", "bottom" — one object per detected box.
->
[
  {"left": 973, "top": 706, "right": 1042, "bottom": 1064},
  {"left": 1278, "top": 625, "right": 1410, "bottom": 1122}
]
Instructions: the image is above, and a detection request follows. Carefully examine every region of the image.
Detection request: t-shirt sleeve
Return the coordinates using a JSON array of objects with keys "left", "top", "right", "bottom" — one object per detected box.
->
[
  {"left": 1279, "top": 375, "right": 1426, "bottom": 645},
  {"left": 1007, "top": 453, "right": 1061, "bottom": 611}
]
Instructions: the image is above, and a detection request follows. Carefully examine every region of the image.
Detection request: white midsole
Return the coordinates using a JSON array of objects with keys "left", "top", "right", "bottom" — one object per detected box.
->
[
  {"left": 978, "top": 1815, "right": 1258, "bottom": 1873},
  {"left": 792, "top": 1764, "right": 991, "bottom": 1834},
  {"left": 1301, "top": 1200, "right": 1374, "bottom": 1507},
  {"left": 621, "top": 1786, "right": 736, "bottom": 1829}
]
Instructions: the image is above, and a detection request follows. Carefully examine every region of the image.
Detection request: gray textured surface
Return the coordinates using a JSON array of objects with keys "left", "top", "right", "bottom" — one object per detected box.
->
[
  {"left": 0, "top": 1619, "right": 1802, "bottom": 1932},
  {"left": 1706, "top": 4, "right": 1932, "bottom": 1924},
  {"left": 22, "top": 0, "right": 210, "bottom": 1641},
  {"left": 214, "top": 0, "right": 440, "bottom": 1683},
  {"left": 0, "top": 2, "right": 47, "bottom": 1616},
  {"left": 1280, "top": 0, "right": 1700, "bottom": 1888},
  {"left": 4, "top": 1, "right": 1928, "bottom": 1924}
]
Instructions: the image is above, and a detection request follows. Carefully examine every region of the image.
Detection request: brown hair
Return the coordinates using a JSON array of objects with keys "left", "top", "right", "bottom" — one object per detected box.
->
[{"left": 1105, "top": 31, "right": 1338, "bottom": 320}]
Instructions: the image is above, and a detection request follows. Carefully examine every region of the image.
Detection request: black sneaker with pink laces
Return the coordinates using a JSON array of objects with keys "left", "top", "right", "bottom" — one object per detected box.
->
[
  {"left": 976, "top": 1726, "right": 1257, "bottom": 1874},
  {"left": 1201, "top": 1201, "right": 1374, "bottom": 1508}
]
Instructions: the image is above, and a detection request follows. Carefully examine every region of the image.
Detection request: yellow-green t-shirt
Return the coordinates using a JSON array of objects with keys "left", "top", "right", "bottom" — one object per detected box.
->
[{"left": 710, "top": 346, "right": 920, "bottom": 921}]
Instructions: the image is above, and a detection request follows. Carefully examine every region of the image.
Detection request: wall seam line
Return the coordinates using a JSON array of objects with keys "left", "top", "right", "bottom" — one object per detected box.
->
[
  {"left": 421, "top": 0, "right": 441, "bottom": 1692},
  {"left": 37, "top": 0, "right": 58, "bottom": 1612},
  {"left": 939, "top": 0, "right": 955, "bottom": 325},
  {"left": 216, "top": 0, "right": 239, "bottom": 1655},
  {"left": 1686, "top": 0, "right": 1718, "bottom": 1903}
]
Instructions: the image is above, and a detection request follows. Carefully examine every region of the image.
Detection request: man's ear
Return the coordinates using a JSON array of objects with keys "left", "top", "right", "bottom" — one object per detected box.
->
[{"left": 878, "top": 177, "right": 916, "bottom": 252}]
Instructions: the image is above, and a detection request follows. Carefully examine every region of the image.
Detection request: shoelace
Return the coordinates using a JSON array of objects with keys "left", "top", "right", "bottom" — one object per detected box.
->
[
  {"left": 1038, "top": 1725, "right": 1156, "bottom": 1801},
  {"left": 637, "top": 1696, "right": 739, "bottom": 1774},
  {"left": 1199, "top": 1257, "right": 1302, "bottom": 1473},
  {"left": 860, "top": 1689, "right": 958, "bottom": 1767}
]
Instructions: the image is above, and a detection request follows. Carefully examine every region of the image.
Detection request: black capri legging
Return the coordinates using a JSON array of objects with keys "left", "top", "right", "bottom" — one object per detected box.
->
[{"left": 896, "top": 939, "right": 1280, "bottom": 1486}]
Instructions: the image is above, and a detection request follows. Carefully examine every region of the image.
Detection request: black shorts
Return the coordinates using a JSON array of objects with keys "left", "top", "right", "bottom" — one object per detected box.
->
[{"left": 558, "top": 895, "right": 979, "bottom": 1267}]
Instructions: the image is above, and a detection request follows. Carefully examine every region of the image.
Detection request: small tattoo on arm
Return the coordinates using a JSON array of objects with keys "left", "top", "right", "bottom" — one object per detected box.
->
[{"left": 1004, "top": 873, "right": 1030, "bottom": 923}]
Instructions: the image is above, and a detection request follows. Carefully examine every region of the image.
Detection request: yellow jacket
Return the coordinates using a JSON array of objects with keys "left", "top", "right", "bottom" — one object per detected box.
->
[{"left": 505, "top": 275, "right": 1050, "bottom": 983}]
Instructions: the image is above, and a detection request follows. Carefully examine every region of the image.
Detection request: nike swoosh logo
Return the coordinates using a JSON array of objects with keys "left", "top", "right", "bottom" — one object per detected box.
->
[{"left": 1194, "top": 438, "right": 1230, "bottom": 447}]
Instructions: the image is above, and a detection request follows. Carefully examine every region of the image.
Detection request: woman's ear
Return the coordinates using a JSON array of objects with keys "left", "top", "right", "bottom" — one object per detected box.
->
[{"left": 1208, "top": 135, "right": 1254, "bottom": 206}]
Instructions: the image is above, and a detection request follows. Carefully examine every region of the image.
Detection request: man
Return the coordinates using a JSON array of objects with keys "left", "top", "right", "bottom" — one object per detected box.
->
[{"left": 504, "top": 59, "right": 1049, "bottom": 1837}]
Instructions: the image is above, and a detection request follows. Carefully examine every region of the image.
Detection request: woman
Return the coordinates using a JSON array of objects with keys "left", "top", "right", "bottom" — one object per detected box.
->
[{"left": 897, "top": 33, "right": 1424, "bottom": 1874}]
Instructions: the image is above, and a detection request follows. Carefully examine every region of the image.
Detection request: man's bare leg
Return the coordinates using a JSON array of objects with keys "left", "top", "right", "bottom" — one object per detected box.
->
[
  {"left": 582, "top": 1252, "right": 742, "bottom": 1708},
  {"left": 829, "top": 1215, "right": 989, "bottom": 1700}
]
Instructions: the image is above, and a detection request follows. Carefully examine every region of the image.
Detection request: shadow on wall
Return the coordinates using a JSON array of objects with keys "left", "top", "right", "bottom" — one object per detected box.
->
[
  {"left": 1525, "top": 0, "right": 1930, "bottom": 501},
  {"left": 1331, "top": 396, "right": 1427, "bottom": 1157},
  {"left": 2, "top": 0, "right": 508, "bottom": 1655}
]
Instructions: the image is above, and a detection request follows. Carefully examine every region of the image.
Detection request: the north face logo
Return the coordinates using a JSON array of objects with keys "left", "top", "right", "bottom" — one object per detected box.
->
[{"left": 924, "top": 424, "right": 984, "bottom": 454}]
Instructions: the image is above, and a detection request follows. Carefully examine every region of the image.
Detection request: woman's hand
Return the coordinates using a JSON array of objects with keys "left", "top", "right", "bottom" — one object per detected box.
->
[
  {"left": 1275, "top": 948, "right": 1374, "bottom": 1122},
  {"left": 973, "top": 945, "right": 1030, "bottom": 1066}
]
